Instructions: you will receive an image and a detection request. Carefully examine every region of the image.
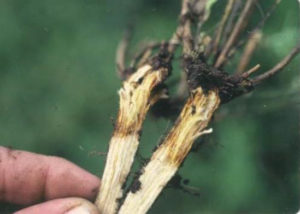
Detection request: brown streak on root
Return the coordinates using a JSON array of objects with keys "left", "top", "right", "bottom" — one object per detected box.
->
[
  {"left": 159, "top": 88, "right": 220, "bottom": 166},
  {"left": 113, "top": 65, "right": 169, "bottom": 138}
]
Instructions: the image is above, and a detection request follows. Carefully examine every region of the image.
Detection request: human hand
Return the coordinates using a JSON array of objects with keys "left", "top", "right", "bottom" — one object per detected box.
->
[{"left": 0, "top": 146, "right": 101, "bottom": 214}]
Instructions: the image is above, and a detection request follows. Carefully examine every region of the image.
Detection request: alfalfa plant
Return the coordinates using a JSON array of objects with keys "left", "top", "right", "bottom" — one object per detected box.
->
[{"left": 95, "top": 0, "right": 300, "bottom": 213}]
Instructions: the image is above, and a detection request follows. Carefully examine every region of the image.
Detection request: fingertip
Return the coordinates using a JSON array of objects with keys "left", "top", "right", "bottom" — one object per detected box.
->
[
  {"left": 45, "top": 156, "right": 101, "bottom": 201},
  {"left": 0, "top": 146, "right": 100, "bottom": 205}
]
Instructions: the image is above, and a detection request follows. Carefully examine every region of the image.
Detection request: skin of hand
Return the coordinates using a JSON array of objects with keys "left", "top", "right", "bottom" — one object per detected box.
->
[{"left": 0, "top": 146, "right": 101, "bottom": 214}]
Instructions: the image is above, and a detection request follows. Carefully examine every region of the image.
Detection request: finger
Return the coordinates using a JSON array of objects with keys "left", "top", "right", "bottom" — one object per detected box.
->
[
  {"left": 14, "top": 197, "right": 100, "bottom": 214},
  {"left": 0, "top": 146, "right": 100, "bottom": 205}
]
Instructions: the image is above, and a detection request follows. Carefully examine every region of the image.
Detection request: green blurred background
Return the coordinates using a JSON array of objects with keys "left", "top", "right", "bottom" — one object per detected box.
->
[{"left": 0, "top": 0, "right": 299, "bottom": 213}]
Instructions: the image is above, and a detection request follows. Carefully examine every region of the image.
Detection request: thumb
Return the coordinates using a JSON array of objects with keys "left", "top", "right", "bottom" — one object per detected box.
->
[{"left": 14, "top": 197, "right": 100, "bottom": 214}]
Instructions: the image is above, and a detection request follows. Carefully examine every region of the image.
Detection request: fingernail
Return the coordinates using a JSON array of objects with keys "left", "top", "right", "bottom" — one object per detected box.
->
[{"left": 65, "top": 203, "right": 97, "bottom": 214}]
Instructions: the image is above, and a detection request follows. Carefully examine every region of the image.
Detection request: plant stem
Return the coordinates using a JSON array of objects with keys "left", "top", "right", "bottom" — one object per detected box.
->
[{"left": 95, "top": 64, "right": 169, "bottom": 214}]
